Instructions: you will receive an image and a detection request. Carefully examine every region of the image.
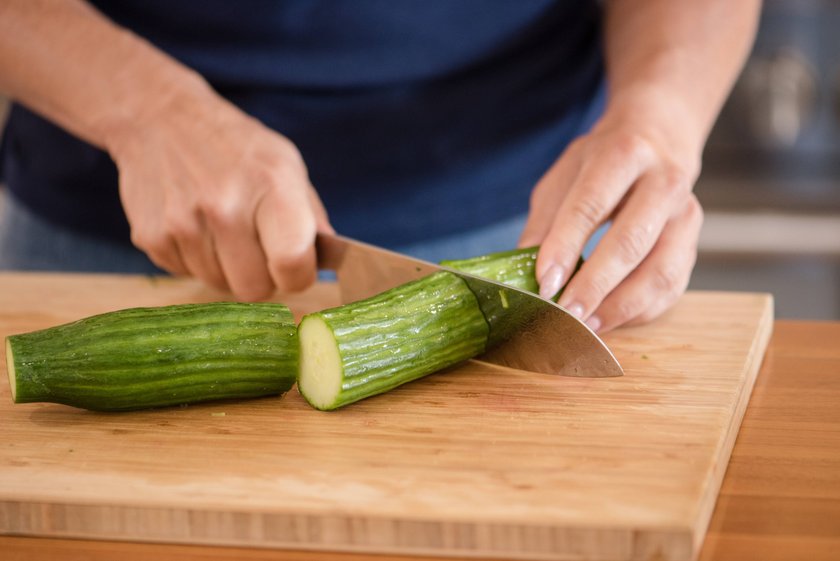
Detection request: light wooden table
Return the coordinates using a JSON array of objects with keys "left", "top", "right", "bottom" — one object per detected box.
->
[{"left": 3, "top": 319, "right": 838, "bottom": 561}]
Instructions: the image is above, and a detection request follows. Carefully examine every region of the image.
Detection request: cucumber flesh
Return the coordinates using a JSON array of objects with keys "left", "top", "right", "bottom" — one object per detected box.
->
[
  {"left": 297, "top": 315, "right": 342, "bottom": 409},
  {"left": 5, "top": 338, "right": 18, "bottom": 402}
]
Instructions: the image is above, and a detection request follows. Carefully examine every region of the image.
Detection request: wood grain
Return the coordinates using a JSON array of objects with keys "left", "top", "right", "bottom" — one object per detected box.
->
[
  {"left": 2, "top": 322, "right": 836, "bottom": 561},
  {"left": 0, "top": 273, "right": 774, "bottom": 561},
  {"left": 697, "top": 320, "right": 840, "bottom": 561}
]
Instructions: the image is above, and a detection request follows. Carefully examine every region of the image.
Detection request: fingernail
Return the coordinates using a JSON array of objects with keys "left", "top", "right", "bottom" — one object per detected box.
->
[
  {"left": 538, "top": 265, "right": 564, "bottom": 300},
  {"left": 566, "top": 302, "right": 585, "bottom": 320},
  {"left": 585, "top": 314, "right": 601, "bottom": 332}
]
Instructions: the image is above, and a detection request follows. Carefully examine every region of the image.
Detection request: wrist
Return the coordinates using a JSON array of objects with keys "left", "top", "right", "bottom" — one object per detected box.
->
[
  {"left": 95, "top": 41, "right": 217, "bottom": 157},
  {"left": 596, "top": 84, "right": 706, "bottom": 176}
]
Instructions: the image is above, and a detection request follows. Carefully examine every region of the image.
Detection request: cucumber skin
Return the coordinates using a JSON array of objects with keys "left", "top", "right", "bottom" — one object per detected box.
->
[
  {"left": 442, "top": 247, "right": 584, "bottom": 348},
  {"left": 441, "top": 246, "right": 583, "bottom": 301},
  {"left": 441, "top": 246, "right": 541, "bottom": 294},
  {"left": 6, "top": 302, "right": 298, "bottom": 411},
  {"left": 299, "top": 271, "right": 488, "bottom": 411}
]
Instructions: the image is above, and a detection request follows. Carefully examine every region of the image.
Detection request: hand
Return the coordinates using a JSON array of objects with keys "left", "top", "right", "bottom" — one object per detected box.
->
[
  {"left": 108, "top": 88, "right": 332, "bottom": 301},
  {"left": 519, "top": 105, "right": 704, "bottom": 333}
]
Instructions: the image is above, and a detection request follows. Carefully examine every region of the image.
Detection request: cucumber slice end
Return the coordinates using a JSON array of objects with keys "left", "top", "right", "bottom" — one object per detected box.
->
[
  {"left": 298, "top": 315, "right": 342, "bottom": 411},
  {"left": 5, "top": 338, "right": 16, "bottom": 402}
]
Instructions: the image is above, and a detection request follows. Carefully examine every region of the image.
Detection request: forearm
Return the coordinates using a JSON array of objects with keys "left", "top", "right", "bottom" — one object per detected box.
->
[
  {"left": 0, "top": 0, "right": 213, "bottom": 151},
  {"left": 601, "top": 0, "right": 761, "bottom": 166}
]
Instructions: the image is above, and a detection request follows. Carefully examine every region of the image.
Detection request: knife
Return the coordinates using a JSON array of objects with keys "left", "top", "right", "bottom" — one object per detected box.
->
[{"left": 315, "top": 232, "right": 623, "bottom": 378}]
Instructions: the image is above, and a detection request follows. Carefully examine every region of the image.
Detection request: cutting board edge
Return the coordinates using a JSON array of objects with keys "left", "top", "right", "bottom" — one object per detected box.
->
[
  {"left": 689, "top": 293, "right": 774, "bottom": 557},
  {"left": 0, "top": 498, "right": 698, "bottom": 561}
]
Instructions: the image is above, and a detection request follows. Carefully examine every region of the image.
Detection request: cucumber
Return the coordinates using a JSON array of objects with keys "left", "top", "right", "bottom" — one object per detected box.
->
[
  {"left": 441, "top": 246, "right": 541, "bottom": 294},
  {"left": 5, "top": 302, "right": 298, "bottom": 411},
  {"left": 298, "top": 271, "right": 488, "bottom": 411},
  {"left": 441, "top": 246, "right": 583, "bottom": 300},
  {"left": 441, "top": 247, "right": 582, "bottom": 348}
]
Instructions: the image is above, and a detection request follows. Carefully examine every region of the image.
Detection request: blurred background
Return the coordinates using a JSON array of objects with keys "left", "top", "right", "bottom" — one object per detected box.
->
[
  {"left": 690, "top": 0, "right": 840, "bottom": 320},
  {"left": 0, "top": 0, "right": 838, "bottom": 319}
]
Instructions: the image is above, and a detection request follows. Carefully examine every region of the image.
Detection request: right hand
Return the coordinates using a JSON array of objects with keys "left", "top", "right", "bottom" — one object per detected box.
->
[{"left": 107, "top": 87, "right": 332, "bottom": 301}]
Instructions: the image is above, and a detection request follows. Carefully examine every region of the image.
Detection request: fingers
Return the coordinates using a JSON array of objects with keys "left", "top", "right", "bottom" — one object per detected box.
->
[
  {"left": 205, "top": 196, "right": 274, "bottom": 301},
  {"left": 530, "top": 133, "right": 655, "bottom": 300},
  {"left": 518, "top": 142, "right": 583, "bottom": 248},
  {"left": 132, "top": 228, "right": 189, "bottom": 278},
  {"left": 254, "top": 167, "right": 319, "bottom": 294},
  {"left": 124, "top": 163, "right": 321, "bottom": 300},
  {"left": 205, "top": 157, "right": 323, "bottom": 300},
  {"left": 122, "top": 179, "right": 191, "bottom": 278},
  {"left": 169, "top": 210, "right": 229, "bottom": 291},
  {"left": 579, "top": 194, "right": 703, "bottom": 333},
  {"left": 555, "top": 166, "right": 691, "bottom": 321}
]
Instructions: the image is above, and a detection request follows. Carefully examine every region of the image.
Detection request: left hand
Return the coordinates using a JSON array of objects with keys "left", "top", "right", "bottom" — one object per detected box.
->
[{"left": 519, "top": 106, "right": 704, "bottom": 334}]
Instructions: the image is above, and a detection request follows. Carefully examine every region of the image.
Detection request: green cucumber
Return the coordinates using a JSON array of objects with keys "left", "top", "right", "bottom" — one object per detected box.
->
[
  {"left": 441, "top": 247, "right": 580, "bottom": 348},
  {"left": 5, "top": 302, "right": 298, "bottom": 411},
  {"left": 441, "top": 246, "right": 583, "bottom": 300},
  {"left": 298, "top": 271, "right": 488, "bottom": 411},
  {"left": 441, "top": 246, "right": 541, "bottom": 294}
]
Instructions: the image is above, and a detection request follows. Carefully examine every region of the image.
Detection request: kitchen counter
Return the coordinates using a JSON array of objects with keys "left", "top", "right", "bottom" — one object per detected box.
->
[{"left": 1, "top": 280, "right": 838, "bottom": 561}]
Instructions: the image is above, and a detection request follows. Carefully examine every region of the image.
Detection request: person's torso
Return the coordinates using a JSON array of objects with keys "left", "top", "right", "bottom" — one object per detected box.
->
[{"left": 1, "top": 0, "right": 605, "bottom": 247}]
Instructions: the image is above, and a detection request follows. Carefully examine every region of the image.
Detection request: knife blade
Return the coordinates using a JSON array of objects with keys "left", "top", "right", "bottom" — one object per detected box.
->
[{"left": 315, "top": 232, "right": 623, "bottom": 378}]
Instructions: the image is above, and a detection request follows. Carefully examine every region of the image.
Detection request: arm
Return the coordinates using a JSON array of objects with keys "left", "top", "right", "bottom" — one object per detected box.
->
[
  {"left": 0, "top": 0, "right": 330, "bottom": 300},
  {"left": 520, "top": 0, "right": 761, "bottom": 332}
]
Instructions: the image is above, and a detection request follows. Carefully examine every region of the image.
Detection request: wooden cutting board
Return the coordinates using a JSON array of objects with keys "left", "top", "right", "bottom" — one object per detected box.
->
[{"left": 0, "top": 273, "right": 773, "bottom": 561}]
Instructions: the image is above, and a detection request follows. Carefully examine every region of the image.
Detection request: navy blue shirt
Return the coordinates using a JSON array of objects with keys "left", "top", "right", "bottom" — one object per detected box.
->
[{"left": 0, "top": 1, "right": 605, "bottom": 248}]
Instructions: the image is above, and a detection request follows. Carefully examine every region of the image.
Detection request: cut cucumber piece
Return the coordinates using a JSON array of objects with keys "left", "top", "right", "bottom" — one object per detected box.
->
[
  {"left": 5, "top": 302, "right": 298, "bottom": 411},
  {"left": 298, "top": 271, "right": 488, "bottom": 411}
]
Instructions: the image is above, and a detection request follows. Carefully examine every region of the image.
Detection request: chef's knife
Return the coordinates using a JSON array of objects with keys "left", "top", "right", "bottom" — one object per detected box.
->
[{"left": 315, "top": 232, "right": 623, "bottom": 378}]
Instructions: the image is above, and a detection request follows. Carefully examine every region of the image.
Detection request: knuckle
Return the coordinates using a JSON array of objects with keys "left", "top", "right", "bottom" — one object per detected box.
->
[
  {"left": 564, "top": 137, "right": 586, "bottom": 158},
  {"left": 613, "top": 132, "right": 651, "bottom": 161},
  {"left": 267, "top": 134, "right": 303, "bottom": 162},
  {"left": 586, "top": 270, "right": 613, "bottom": 302},
  {"left": 202, "top": 196, "right": 243, "bottom": 230},
  {"left": 633, "top": 308, "right": 660, "bottom": 327},
  {"left": 129, "top": 228, "right": 155, "bottom": 251},
  {"left": 250, "top": 163, "right": 281, "bottom": 189},
  {"left": 612, "top": 298, "right": 644, "bottom": 326},
  {"left": 278, "top": 139, "right": 306, "bottom": 169},
  {"left": 259, "top": 141, "right": 307, "bottom": 178},
  {"left": 660, "top": 166, "right": 692, "bottom": 197},
  {"left": 687, "top": 194, "right": 704, "bottom": 224},
  {"left": 158, "top": 201, "right": 199, "bottom": 240},
  {"left": 651, "top": 262, "right": 683, "bottom": 294},
  {"left": 165, "top": 213, "right": 200, "bottom": 241},
  {"left": 615, "top": 224, "right": 651, "bottom": 264},
  {"left": 635, "top": 291, "right": 680, "bottom": 325},
  {"left": 266, "top": 251, "right": 314, "bottom": 293},
  {"left": 570, "top": 197, "right": 605, "bottom": 231},
  {"left": 131, "top": 224, "right": 171, "bottom": 253}
]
